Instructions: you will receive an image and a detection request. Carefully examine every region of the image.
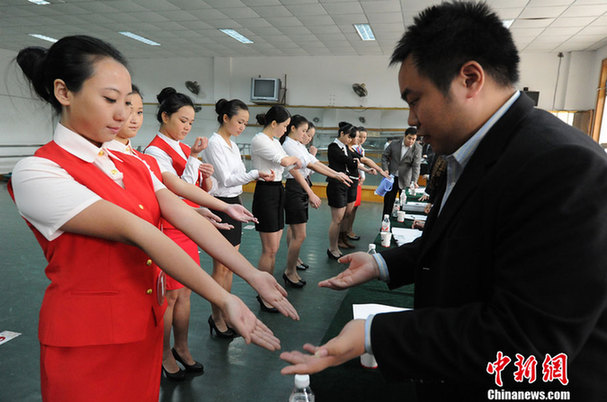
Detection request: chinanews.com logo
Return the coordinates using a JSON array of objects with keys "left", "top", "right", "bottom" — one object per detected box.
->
[{"left": 486, "top": 352, "right": 570, "bottom": 400}]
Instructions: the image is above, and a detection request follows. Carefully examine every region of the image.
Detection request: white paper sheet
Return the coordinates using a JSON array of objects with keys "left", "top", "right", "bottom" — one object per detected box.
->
[
  {"left": 405, "top": 213, "right": 427, "bottom": 221},
  {"left": 353, "top": 303, "right": 410, "bottom": 319},
  {"left": 391, "top": 227, "right": 423, "bottom": 246},
  {"left": 0, "top": 331, "right": 21, "bottom": 346}
]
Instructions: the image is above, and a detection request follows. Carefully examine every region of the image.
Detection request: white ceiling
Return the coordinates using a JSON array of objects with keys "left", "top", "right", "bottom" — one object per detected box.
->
[{"left": 0, "top": 0, "right": 606, "bottom": 59}]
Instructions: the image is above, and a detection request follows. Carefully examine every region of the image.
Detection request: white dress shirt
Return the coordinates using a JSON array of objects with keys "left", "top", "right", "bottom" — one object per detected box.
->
[
  {"left": 250, "top": 132, "right": 289, "bottom": 182},
  {"left": 281, "top": 136, "right": 318, "bottom": 179},
  {"left": 11, "top": 124, "right": 164, "bottom": 241},
  {"left": 202, "top": 133, "right": 259, "bottom": 197},
  {"left": 144, "top": 132, "right": 201, "bottom": 185}
]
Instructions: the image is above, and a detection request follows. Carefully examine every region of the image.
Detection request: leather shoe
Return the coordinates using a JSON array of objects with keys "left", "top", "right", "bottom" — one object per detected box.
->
[
  {"left": 171, "top": 348, "right": 204, "bottom": 373},
  {"left": 327, "top": 249, "right": 342, "bottom": 260},
  {"left": 208, "top": 315, "right": 237, "bottom": 339},
  {"left": 162, "top": 365, "right": 186, "bottom": 381},
  {"left": 283, "top": 273, "right": 306, "bottom": 288},
  {"left": 256, "top": 295, "right": 279, "bottom": 313}
]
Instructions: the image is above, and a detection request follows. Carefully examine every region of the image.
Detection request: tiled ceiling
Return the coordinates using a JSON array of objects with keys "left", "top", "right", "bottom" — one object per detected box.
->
[{"left": 0, "top": 0, "right": 606, "bottom": 59}]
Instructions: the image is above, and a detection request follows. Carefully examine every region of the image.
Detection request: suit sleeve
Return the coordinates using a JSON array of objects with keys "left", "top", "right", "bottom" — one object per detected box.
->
[
  {"left": 381, "top": 143, "right": 391, "bottom": 171},
  {"left": 371, "top": 144, "right": 607, "bottom": 387},
  {"left": 410, "top": 144, "right": 422, "bottom": 184}
]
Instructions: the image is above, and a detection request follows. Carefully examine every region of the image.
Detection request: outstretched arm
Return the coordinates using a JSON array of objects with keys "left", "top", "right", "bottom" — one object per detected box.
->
[{"left": 60, "top": 198, "right": 280, "bottom": 350}]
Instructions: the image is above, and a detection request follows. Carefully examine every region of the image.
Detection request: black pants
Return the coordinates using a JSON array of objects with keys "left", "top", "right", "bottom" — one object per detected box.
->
[{"left": 382, "top": 180, "right": 402, "bottom": 216}]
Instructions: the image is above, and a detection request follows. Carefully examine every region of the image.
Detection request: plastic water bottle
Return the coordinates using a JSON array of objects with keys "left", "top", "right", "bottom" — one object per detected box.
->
[
  {"left": 409, "top": 182, "right": 416, "bottom": 197},
  {"left": 391, "top": 197, "right": 400, "bottom": 217},
  {"left": 289, "top": 374, "right": 315, "bottom": 402},
  {"left": 399, "top": 190, "right": 407, "bottom": 210},
  {"left": 381, "top": 214, "right": 390, "bottom": 232},
  {"left": 368, "top": 244, "right": 377, "bottom": 254}
]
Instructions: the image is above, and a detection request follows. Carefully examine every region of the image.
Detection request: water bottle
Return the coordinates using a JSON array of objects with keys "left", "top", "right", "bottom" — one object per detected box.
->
[
  {"left": 289, "top": 374, "right": 315, "bottom": 402},
  {"left": 381, "top": 214, "right": 390, "bottom": 232},
  {"left": 391, "top": 197, "right": 400, "bottom": 217},
  {"left": 399, "top": 189, "right": 407, "bottom": 210},
  {"left": 367, "top": 244, "right": 377, "bottom": 254},
  {"left": 409, "top": 182, "right": 416, "bottom": 197}
]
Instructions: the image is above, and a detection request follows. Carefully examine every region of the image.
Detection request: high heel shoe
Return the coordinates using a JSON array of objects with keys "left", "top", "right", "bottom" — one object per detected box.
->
[
  {"left": 171, "top": 348, "right": 204, "bottom": 373},
  {"left": 208, "top": 315, "right": 237, "bottom": 339},
  {"left": 283, "top": 273, "right": 306, "bottom": 288},
  {"left": 296, "top": 262, "right": 309, "bottom": 271},
  {"left": 339, "top": 232, "right": 355, "bottom": 249},
  {"left": 256, "top": 295, "right": 279, "bottom": 313},
  {"left": 346, "top": 233, "right": 361, "bottom": 241},
  {"left": 161, "top": 364, "right": 186, "bottom": 381},
  {"left": 327, "top": 249, "right": 342, "bottom": 260}
]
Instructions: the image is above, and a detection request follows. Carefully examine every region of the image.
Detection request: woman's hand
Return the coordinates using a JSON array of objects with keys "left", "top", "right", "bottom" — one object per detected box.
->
[
  {"left": 190, "top": 136, "right": 208, "bottom": 156},
  {"left": 225, "top": 204, "right": 258, "bottom": 223},
  {"left": 222, "top": 294, "right": 281, "bottom": 351},
  {"left": 334, "top": 172, "right": 352, "bottom": 187},
  {"left": 309, "top": 145, "right": 318, "bottom": 156},
  {"left": 259, "top": 170, "right": 275, "bottom": 182},
  {"left": 280, "top": 319, "right": 366, "bottom": 375},
  {"left": 199, "top": 163, "right": 214, "bottom": 179},
  {"left": 248, "top": 270, "right": 300, "bottom": 320},
  {"left": 282, "top": 156, "right": 303, "bottom": 169},
  {"left": 196, "top": 207, "right": 234, "bottom": 230},
  {"left": 309, "top": 193, "right": 321, "bottom": 209}
]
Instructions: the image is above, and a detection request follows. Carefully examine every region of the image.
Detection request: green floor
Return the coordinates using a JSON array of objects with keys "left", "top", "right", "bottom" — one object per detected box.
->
[{"left": 0, "top": 180, "right": 405, "bottom": 402}]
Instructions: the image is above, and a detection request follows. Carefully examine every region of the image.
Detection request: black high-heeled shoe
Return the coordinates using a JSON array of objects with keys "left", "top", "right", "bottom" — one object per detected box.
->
[
  {"left": 171, "top": 348, "right": 204, "bottom": 373},
  {"left": 256, "top": 295, "right": 279, "bottom": 313},
  {"left": 296, "top": 261, "right": 309, "bottom": 270},
  {"left": 283, "top": 273, "right": 306, "bottom": 288},
  {"left": 208, "top": 315, "right": 237, "bottom": 339},
  {"left": 161, "top": 364, "right": 186, "bottom": 381},
  {"left": 327, "top": 249, "right": 342, "bottom": 260}
]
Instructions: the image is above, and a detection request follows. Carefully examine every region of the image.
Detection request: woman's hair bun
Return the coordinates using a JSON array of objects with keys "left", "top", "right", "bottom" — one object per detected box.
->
[
  {"left": 338, "top": 121, "right": 350, "bottom": 130},
  {"left": 16, "top": 46, "right": 50, "bottom": 101},
  {"left": 215, "top": 98, "right": 228, "bottom": 115},
  {"left": 256, "top": 113, "right": 266, "bottom": 125},
  {"left": 157, "top": 87, "right": 177, "bottom": 104}
]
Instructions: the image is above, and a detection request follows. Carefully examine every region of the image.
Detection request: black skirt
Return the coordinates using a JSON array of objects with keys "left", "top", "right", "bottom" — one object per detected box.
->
[
  {"left": 252, "top": 181, "right": 285, "bottom": 233},
  {"left": 210, "top": 195, "right": 243, "bottom": 246},
  {"left": 284, "top": 178, "right": 309, "bottom": 224}
]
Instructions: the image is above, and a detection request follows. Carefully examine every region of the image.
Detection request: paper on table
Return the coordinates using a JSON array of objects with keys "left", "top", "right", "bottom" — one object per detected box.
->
[
  {"left": 402, "top": 201, "right": 427, "bottom": 213},
  {"left": 392, "top": 227, "right": 423, "bottom": 246},
  {"left": 405, "top": 213, "right": 427, "bottom": 221},
  {"left": 353, "top": 303, "right": 410, "bottom": 320}
]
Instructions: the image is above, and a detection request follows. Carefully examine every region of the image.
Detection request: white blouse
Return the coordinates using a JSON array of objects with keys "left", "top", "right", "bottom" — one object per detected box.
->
[
  {"left": 281, "top": 136, "right": 318, "bottom": 179},
  {"left": 11, "top": 124, "right": 164, "bottom": 241},
  {"left": 144, "top": 132, "right": 201, "bottom": 185},
  {"left": 250, "top": 132, "right": 289, "bottom": 182},
  {"left": 201, "top": 133, "right": 258, "bottom": 198}
]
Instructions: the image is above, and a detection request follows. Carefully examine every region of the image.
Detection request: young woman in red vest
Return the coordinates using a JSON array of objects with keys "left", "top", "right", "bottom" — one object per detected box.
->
[{"left": 11, "top": 35, "right": 294, "bottom": 401}]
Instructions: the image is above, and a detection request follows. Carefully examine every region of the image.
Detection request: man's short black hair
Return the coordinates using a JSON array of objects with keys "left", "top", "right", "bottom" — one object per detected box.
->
[
  {"left": 390, "top": 1, "right": 519, "bottom": 95},
  {"left": 405, "top": 127, "right": 417, "bottom": 136}
]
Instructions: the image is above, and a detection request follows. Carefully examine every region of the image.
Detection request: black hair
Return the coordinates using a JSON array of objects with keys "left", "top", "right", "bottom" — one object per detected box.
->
[
  {"left": 255, "top": 105, "right": 290, "bottom": 127},
  {"left": 156, "top": 87, "right": 195, "bottom": 123},
  {"left": 405, "top": 127, "right": 418, "bottom": 136},
  {"left": 358, "top": 126, "right": 367, "bottom": 133},
  {"left": 307, "top": 121, "right": 316, "bottom": 130},
  {"left": 338, "top": 121, "right": 357, "bottom": 139},
  {"left": 390, "top": 1, "right": 519, "bottom": 95},
  {"left": 16, "top": 35, "right": 128, "bottom": 114},
  {"left": 130, "top": 84, "right": 142, "bottom": 98},
  {"left": 280, "top": 114, "right": 308, "bottom": 144},
  {"left": 215, "top": 98, "right": 248, "bottom": 125}
]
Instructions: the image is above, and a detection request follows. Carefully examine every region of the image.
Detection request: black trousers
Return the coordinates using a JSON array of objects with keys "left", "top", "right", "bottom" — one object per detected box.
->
[{"left": 382, "top": 179, "right": 402, "bottom": 216}]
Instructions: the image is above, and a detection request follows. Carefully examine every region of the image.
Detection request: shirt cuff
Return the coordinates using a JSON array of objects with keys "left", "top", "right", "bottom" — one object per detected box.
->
[
  {"left": 364, "top": 314, "right": 375, "bottom": 354},
  {"left": 372, "top": 253, "right": 390, "bottom": 282}
]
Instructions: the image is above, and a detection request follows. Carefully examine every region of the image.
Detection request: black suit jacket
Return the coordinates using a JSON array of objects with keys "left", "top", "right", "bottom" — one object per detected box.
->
[{"left": 371, "top": 94, "right": 607, "bottom": 401}]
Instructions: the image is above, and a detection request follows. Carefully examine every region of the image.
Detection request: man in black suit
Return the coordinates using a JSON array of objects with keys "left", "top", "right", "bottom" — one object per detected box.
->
[
  {"left": 280, "top": 2, "right": 607, "bottom": 401},
  {"left": 381, "top": 127, "right": 422, "bottom": 215}
]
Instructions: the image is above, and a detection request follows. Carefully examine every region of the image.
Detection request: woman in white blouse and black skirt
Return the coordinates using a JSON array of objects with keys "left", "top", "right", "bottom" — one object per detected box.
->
[
  {"left": 201, "top": 98, "right": 274, "bottom": 336},
  {"left": 251, "top": 106, "right": 302, "bottom": 311},
  {"left": 280, "top": 115, "right": 351, "bottom": 287}
]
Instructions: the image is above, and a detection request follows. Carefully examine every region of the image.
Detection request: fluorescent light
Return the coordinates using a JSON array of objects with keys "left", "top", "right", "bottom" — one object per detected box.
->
[
  {"left": 28, "top": 0, "right": 50, "bottom": 5},
  {"left": 219, "top": 29, "right": 253, "bottom": 44},
  {"left": 119, "top": 31, "right": 160, "bottom": 46},
  {"left": 502, "top": 19, "right": 514, "bottom": 29},
  {"left": 29, "top": 33, "right": 57, "bottom": 43},
  {"left": 354, "top": 24, "right": 375, "bottom": 41}
]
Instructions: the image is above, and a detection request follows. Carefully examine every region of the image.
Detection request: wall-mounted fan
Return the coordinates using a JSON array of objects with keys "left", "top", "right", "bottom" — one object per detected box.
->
[
  {"left": 352, "top": 83, "right": 368, "bottom": 97},
  {"left": 185, "top": 80, "right": 200, "bottom": 95}
]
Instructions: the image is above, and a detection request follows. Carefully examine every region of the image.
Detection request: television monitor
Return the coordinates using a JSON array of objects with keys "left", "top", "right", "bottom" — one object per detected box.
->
[{"left": 251, "top": 78, "right": 280, "bottom": 103}]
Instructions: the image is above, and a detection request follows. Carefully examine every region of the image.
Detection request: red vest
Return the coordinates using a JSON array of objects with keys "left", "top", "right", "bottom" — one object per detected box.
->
[{"left": 9, "top": 142, "right": 165, "bottom": 347}]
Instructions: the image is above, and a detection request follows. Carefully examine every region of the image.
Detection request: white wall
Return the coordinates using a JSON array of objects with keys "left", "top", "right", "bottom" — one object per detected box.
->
[{"left": 1, "top": 47, "right": 605, "bottom": 173}]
